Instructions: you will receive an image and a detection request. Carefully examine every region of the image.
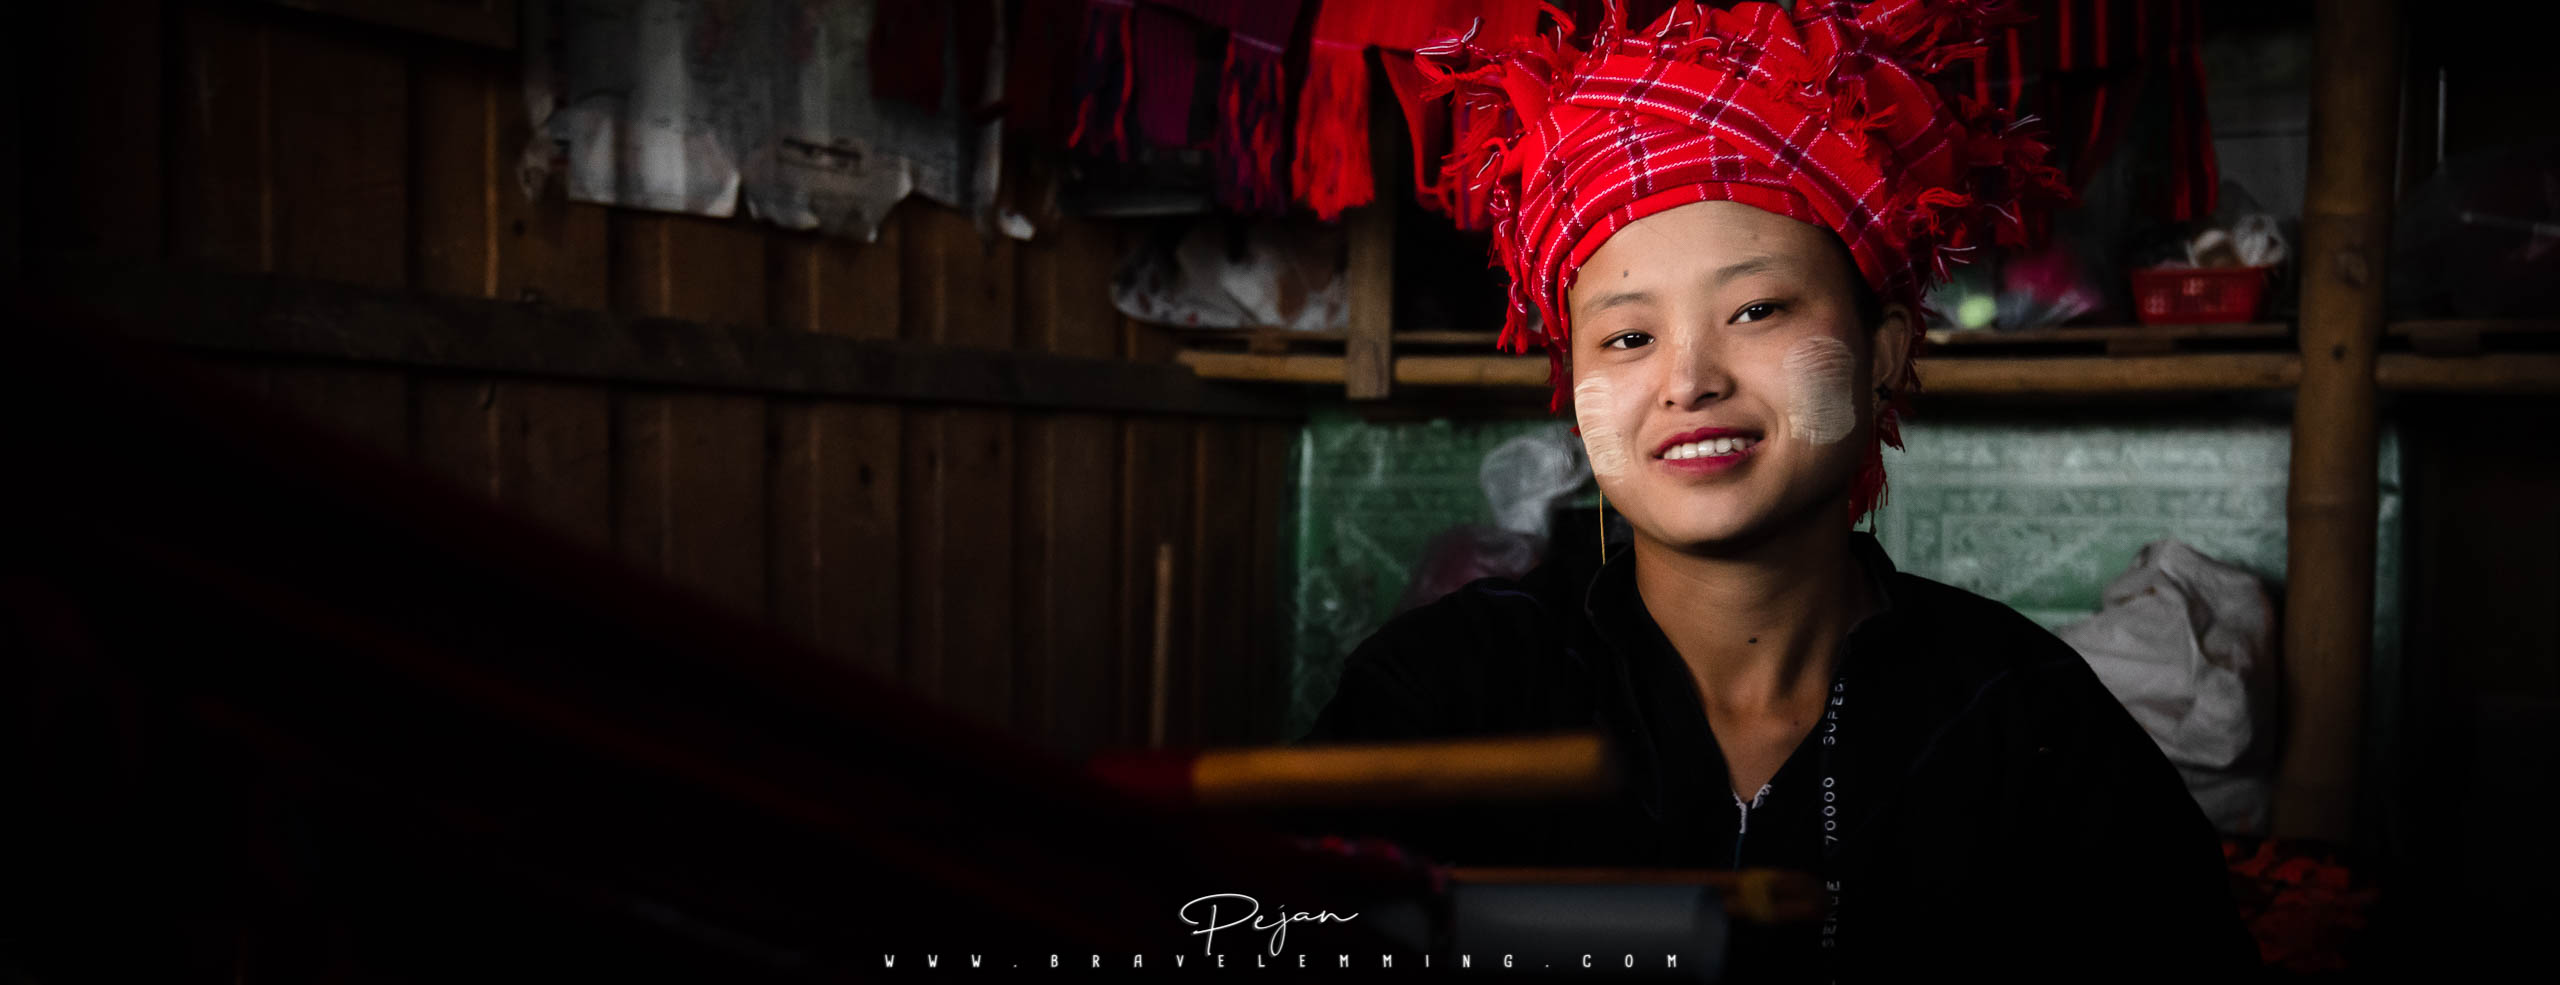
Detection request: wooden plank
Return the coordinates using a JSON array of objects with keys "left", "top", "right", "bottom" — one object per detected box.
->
[
  {"left": 612, "top": 390, "right": 767, "bottom": 615},
  {"left": 767, "top": 400, "right": 901, "bottom": 676},
  {"left": 171, "top": 4, "right": 274, "bottom": 272},
  {"left": 255, "top": 0, "right": 518, "bottom": 50},
  {"left": 494, "top": 59, "right": 611, "bottom": 310},
  {"left": 611, "top": 213, "right": 770, "bottom": 618},
  {"left": 268, "top": 18, "right": 408, "bottom": 288},
  {"left": 264, "top": 362, "right": 410, "bottom": 458},
  {"left": 899, "top": 203, "right": 1017, "bottom": 349},
  {"left": 936, "top": 407, "right": 1017, "bottom": 729},
  {"left": 413, "top": 375, "right": 613, "bottom": 549},
  {"left": 1189, "top": 420, "right": 1260, "bottom": 746},
  {"left": 1119, "top": 418, "right": 1197, "bottom": 747},
  {"left": 1009, "top": 204, "right": 1116, "bottom": 749},
  {"left": 1180, "top": 351, "right": 1370, "bottom": 385},
  {"left": 413, "top": 375, "right": 502, "bottom": 497},
  {"left": 410, "top": 31, "right": 608, "bottom": 308},
  {"left": 2278, "top": 0, "right": 2399, "bottom": 842},
  {"left": 1011, "top": 413, "right": 1122, "bottom": 756},
  {"left": 768, "top": 218, "right": 904, "bottom": 676},
  {"left": 25, "top": 0, "right": 163, "bottom": 259},
  {"left": 1175, "top": 351, "right": 2310, "bottom": 394},
  {"left": 770, "top": 226, "right": 903, "bottom": 340},
  {"left": 412, "top": 47, "right": 503, "bottom": 300},
  {"left": 895, "top": 203, "right": 1019, "bottom": 726},
  {"left": 409, "top": 46, "right": 612, "bottom": 552},
  {"left": 48, "top": 261, "right": 1301, "bottom": 417},
  {"left": 2376, "top": 354, "right": 2560, "bottom": 393},
  {"left": 410, "top": 43, "right": 506, "bottom": 508},
  {"left": 1923, "top": 322, "right": 2289, "bottom": 347},
  {"left": 612, "top": 213, "right": 768, "bottom": 328},
  {"left": 900, "top": 409, "right": 950, "bottom": 698},
  {"left": 2387, "top": 318, "right": 2560, "bottom": 339},
  {"left": 1014, "top": 216, "right": 1122, "bottom": 358},
  {"left": 491, "top": 381, "right": 612, "bottom": 549}
]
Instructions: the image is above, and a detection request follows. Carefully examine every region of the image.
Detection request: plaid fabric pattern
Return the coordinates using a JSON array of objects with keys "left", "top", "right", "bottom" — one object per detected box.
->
[{"left": 1421, "top": 0, "right": 2072, "bottom": 406}]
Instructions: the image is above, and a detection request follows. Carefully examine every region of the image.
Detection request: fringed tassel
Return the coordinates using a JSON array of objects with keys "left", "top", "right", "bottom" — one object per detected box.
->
[
  {"left": 1214, "top": 37, "right": 1290, "bottom": 215},
  {"left": 1542, "top": 343, "right": 1569, "bottom": 414},
  {"left": 1067, "top": 0, "right": 1137, "bottom": 161},
  {"left": 1847, "top": 434, "right": 1891, "bottom": 522},
  {"left": 1293, "top": 42, "right": 1376, "bottom": 221}
]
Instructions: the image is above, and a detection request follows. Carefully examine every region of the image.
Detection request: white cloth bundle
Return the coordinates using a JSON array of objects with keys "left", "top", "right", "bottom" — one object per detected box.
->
[{"left": 2055, "top": 539, "right": 2278, "bottom": 835}]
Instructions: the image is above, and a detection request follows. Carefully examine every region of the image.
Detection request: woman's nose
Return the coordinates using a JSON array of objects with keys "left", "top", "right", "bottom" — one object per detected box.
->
[{"left": 1659, "top": 327, "right": 1732, "bottom": 408}]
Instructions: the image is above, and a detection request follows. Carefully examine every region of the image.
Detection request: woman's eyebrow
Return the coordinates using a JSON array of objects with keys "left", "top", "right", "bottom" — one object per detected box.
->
[
  {"left": 1709, "top": 255, "right": 1784, "bottom": 286},
  {"left": 1580, "top": 289, "right": 1655, "bottom": 315},
  {"left": 1578, "top": 254, "right": 1786, "bottom": 315}
]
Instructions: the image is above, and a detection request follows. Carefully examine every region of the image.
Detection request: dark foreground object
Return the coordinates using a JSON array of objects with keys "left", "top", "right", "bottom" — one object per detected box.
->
[{"left": 2, "top": 324, "right": 1449, "bottom": 983}]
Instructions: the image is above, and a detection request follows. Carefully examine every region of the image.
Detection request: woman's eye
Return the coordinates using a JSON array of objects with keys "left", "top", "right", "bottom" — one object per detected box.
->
[
  {"left": 1733, "top": 302, "right": 1783, "bottom": 324},
  {"left": 1603, "top": 331, "right": 1654, "bottom": 350}
]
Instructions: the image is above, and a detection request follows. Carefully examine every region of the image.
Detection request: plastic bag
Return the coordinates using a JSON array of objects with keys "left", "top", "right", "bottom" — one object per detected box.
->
[
  {"left": 1110, "top": 218, "right": 1348, "bottom": 332},
  {"left": 1392, "top": 430, "right": 1590, "bottom": 614},
  {"left": 2055, "top": 539, "right": 2277, "bottom": 835}
]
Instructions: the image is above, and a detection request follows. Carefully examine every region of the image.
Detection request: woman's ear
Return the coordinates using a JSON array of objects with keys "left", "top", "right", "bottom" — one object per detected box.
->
[{"left": 1868, "top": 302, "right": 1915, "bottom": 401}]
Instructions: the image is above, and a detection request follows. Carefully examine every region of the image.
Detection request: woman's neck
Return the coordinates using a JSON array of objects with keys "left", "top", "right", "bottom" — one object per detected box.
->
[{"left": 1628, "top": 519, "right": 1874, "bottom": 718}]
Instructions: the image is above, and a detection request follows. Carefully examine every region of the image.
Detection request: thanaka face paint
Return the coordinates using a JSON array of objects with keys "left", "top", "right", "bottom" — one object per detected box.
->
[
  {"left": 1781, "top": 335, "right": 1857, "bottom": 446},
  {"left": 1573, "top": 374, "right": 1634, "bottom": 479}
]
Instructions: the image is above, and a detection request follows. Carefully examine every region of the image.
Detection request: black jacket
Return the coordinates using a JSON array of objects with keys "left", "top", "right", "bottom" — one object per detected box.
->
[{"left": 1298, "top": 532, "right": 2259, "bottom": 981}]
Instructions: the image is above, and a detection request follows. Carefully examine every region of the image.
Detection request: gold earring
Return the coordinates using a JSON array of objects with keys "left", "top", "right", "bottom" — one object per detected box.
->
[{"left": 1597, "top": 487, "right": 1608, "bottom": 565}]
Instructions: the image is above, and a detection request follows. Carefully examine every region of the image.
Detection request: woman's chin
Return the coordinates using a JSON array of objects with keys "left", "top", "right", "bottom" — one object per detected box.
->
[{"left": 1628, "top": 491, "right": 1841, "bottom": 555}]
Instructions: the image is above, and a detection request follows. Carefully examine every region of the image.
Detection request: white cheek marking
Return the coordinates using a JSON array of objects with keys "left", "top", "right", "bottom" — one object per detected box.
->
[
  {"left": 1573, "top": 375, "right": 1634, "bottom": 479},
  {"left": 1783, "top": 336, "right": 1857, "bottom": 446}
]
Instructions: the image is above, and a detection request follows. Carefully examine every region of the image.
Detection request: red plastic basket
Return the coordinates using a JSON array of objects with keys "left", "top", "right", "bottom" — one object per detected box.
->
[{"left": 2130, "top": 265, "right": 2273, "bottom": 324}]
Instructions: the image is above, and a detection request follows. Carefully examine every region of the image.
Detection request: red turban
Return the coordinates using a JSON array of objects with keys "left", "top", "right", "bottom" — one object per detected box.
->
[
  {"left": 1420, "top": 0, "right": 2070, "bottom": 400},
  {"left": 1417, "top": 0, "right": 2071, "bottom": 518}
]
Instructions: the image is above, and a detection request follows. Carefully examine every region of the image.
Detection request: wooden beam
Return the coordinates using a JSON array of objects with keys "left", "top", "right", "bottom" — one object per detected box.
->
[
  {"left": 254, "top": 0, "right": 517, "bottom": 50},
  {"left": 1343, "top": 205, "right": 1397, "bottom": 400},
  {"left": 32, "top": 261, "right": 1299, "bottom": 419},
  {"left": 1916, "top": 354, "right": 2301, "bottom": 394},
  {"left": 2376, "top": 354, "right": 2560, "bottom": 393},
  {"left": 2279, "top": 0, "right": 2399, "bottom": 843},
  {"left": 1180, "top": 350, "right": 2307, "bottom": 394}
]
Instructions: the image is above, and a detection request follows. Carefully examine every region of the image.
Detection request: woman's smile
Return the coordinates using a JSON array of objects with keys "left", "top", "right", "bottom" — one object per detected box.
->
[{"left": 1654, "top": 435, "right": 1762, "bottom": 474}]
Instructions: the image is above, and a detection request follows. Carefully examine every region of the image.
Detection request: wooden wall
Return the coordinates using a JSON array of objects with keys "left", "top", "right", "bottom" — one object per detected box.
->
[{"left": 16, "top": 0, "right": 1298, "bottom": 758}]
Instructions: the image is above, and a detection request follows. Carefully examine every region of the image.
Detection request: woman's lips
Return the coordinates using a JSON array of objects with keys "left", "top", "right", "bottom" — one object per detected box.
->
[{"left": 1653, "top": 433, "right": 1762, "bottom": 474}]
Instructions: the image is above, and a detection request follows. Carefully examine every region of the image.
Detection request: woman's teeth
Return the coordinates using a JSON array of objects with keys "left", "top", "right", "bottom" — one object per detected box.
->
[{"left": 1663, "top": 436, "right": 1759, "bottom": 460}]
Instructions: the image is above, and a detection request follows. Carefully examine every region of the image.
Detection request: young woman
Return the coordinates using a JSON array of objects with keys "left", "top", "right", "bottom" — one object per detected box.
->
[{"left": 1301, "top": 1, "right": 2256, "bottom": 978}]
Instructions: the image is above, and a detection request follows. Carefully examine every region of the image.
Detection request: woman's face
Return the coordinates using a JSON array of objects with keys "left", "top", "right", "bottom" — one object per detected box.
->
[{"left": 1565, "top": 200, "right": 1909, "bottom": 553}]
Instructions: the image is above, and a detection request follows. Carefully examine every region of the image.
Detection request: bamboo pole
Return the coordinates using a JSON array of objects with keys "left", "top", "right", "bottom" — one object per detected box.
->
[
  {"left": 1344, "top": 206, "right": 1397, "bottom": 400},
  {"left": 1188, "top": 732, "right": 1615, "bottom": 808},
  {"left": 2278, "top": 0, "right": 2399, "bottom": 843}
]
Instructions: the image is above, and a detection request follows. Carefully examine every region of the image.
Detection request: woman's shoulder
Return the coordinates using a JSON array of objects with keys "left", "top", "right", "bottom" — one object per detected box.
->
[
  {"left": 1344, "top": 565, "right": 1584, "bottom": 686},
  {"left": 1882, "top": 570, "right": 2088, "bottom": 679},
  {"left": 1298, "top": 560, "right": 1594, "bottom": 743},
  {"left": 1876, "top": 570, "right": 2175, "bottom": 768}
]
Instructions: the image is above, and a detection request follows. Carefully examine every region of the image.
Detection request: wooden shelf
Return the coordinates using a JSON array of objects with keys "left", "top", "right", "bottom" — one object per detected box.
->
[
  {"left": 1180, "top": 349, "right": 2308, "bottom": 394},
  {"left": 1180, "top": 339, "right": 2560, "bottom": 395}
]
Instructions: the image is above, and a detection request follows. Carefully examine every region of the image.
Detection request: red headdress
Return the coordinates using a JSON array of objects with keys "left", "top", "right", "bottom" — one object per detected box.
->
[{"left": 1417, "top": 0, "right": 2071, "bottom": 517}]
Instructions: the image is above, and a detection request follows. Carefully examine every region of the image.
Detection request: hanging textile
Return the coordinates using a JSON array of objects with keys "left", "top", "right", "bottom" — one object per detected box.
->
[
  {"left": 1990, "top": 0, "right": 2219, "bottom": 222},
  {"left": 1290, "top": 0, "right": 1544, "bottom": 221},
  {"left": 1068, "top": 0, "right": 1307, "bottom": 214}
]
